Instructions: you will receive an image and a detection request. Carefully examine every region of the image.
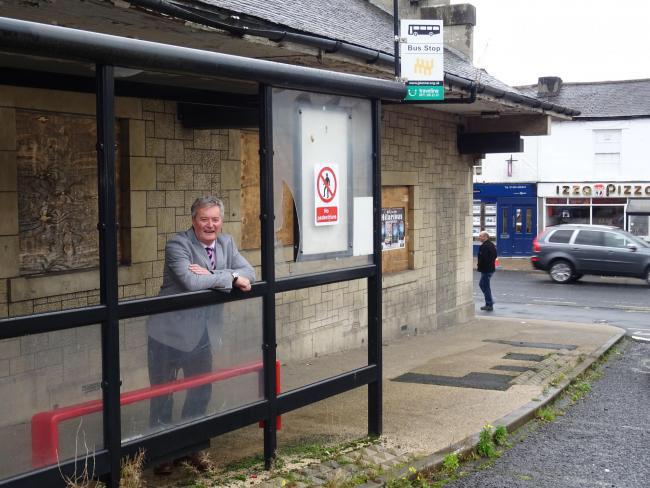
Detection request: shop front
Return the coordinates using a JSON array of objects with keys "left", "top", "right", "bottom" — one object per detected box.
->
[
  {"left": 538, "top": 183, "right": 650, "bottom": 237},
  {"left": 472, "top": 183, "right": 537, "bottom": 257}
]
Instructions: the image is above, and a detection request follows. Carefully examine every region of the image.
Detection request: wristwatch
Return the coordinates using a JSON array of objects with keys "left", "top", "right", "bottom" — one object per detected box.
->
[{"left": 231, "top": 272, "right": 240, "bottom": 283}]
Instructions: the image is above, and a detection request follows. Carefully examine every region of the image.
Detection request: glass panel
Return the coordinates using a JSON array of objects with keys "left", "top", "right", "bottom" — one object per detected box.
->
[
  {"left": 548, "top": 230, "right": 574, "bottom": 244},
  {"left": 525, "top": 208, "right": 533, "bottom": 233},
  {"left": 276, "top": 391, "right": 367, "bottom": 455},
  {"left": 514, "top": 208, "right": 523, "bottom": 234},
  {"left": 592, "top": 206, "right": 624, "bottom": 227},
  {"left": 0, "top": 325, "right": 103, "bottom": 479},
  {"left": 272, "top": 88, "right": 373, "bottom": 277},
  {"left": 119, "top": 299, "right": 263, "bottom": 441},
  {"left": 568, "top": 198, "right": 590, "bottom": 204},
  {"left": 545, "top": 198, "right": 568, "bottom": 205},
  {"left": 277, "top": 280, "right": 368, "bottom": 392},
  {"left": 4, "top": 108, "right": 102, "bottom": 318},
  {"left": 628, "top": 215, "right": 650, "bottom": 240},
  {"left": 546, "top": 206, "right": 589, "bottom": 226},
  {"left": 574, "top": 230, "right": 604, "bottom": 246},
  {"left": 501, "top": 207, "right": 508, "bottom": 234},
  {"left": 115, "top": 67, "right": 261, "bottom": 302}
]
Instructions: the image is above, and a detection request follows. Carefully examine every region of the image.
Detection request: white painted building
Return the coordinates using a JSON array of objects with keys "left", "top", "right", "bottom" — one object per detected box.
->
[{"left": 475, "top": 78, "right": 650, "bottom": 255}]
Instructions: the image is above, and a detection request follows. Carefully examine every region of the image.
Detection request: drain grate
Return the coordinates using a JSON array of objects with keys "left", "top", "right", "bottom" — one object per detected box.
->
[
  {"left": 392, "top": 372, "right": 515, "bottom": 391},
  {"left": 484, "top": 339, "right": 577, "bottom": 351},
  {"left": 503, "top": 352, "right": 546, "bottom": 362},
  {"left": 492, "top": 365, "right": 533, "bottom": 373}
]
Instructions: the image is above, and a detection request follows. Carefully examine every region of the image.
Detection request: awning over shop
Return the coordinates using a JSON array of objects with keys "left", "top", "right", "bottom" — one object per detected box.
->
[{"left": 626, "top": 199, "right": 650, "bottom": 214}]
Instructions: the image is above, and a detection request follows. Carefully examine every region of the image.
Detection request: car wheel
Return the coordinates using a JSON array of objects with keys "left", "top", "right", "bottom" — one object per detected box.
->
[
  {"left": 549, "top": 260, "right": 573, "bottom": 284},
  {"left": 570, "top": 273, "right": 583, "bottom": 282}
]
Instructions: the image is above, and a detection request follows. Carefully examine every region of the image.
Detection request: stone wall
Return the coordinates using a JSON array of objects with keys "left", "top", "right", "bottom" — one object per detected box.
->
[{"left": 380, "top": 105, "right": 474, "bottom": 339}]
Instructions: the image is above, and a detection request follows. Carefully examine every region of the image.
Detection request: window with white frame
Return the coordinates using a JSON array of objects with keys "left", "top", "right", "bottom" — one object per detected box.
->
[{"left": 593, "top": 129, "right": 621, "bottom": 178}]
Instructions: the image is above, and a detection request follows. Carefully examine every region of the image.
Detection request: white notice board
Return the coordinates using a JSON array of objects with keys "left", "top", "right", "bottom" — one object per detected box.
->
[{"left": 300, "top": 107, "right": 349, "bottom": 255}]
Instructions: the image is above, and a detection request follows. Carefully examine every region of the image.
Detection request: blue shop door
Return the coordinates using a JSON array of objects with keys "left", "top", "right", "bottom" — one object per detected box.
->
[{"left": 498, "top": 204, "right": 536, "bottom": 256}]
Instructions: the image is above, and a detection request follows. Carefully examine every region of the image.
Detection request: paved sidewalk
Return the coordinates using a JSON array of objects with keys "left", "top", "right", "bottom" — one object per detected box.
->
[
  {"left": 496, "top": 256, "right": 535, "bottom": 272},
  {"left": 150, "top": 316, "right": 624, "bottom": 487}
]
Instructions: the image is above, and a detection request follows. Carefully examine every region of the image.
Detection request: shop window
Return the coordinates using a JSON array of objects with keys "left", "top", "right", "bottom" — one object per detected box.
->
[
  {"left": 525, "top": 208, "right": 533, "bottom": 233},
  {"left": 628, "top": 215, "right": 650, "bottom": 239},
  {"left": 546, "top": 206, "right": 589, "bottom": 226},
  {"left": 592, "top": 206, "right": 624, "bottom": 227},
  {"left": 381, "top": 186, "right": 410, "bottom": 274}
]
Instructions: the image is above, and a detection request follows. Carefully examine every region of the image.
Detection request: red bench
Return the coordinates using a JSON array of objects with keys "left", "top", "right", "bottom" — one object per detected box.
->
[{"left": 31, "top": 359, "right": 281, "bottom": 467}]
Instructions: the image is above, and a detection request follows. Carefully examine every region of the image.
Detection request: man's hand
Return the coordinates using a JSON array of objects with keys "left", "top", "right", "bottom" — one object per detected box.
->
[
  {"left": 189, "top": 263, "right": 211, "bottom": 275},
  {"left": 233, "top": 276, "right": 252, "bottom": 292}
]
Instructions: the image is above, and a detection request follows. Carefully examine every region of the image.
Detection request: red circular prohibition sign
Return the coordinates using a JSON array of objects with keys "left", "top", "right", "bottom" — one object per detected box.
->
[{"left": 317, "top": 166, "right": 337, "bottom": 203}]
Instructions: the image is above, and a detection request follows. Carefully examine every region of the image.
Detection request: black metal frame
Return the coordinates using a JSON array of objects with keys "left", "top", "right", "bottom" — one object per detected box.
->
[{"left": 0, "top": 17, "right": 383, "bottom": 488}]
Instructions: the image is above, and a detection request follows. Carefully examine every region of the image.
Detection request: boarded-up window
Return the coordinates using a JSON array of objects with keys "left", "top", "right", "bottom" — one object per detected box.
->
[
  {"left": 16, "top": 110, "right": 122, "bottom": 274},
  {"left": 381, "top": 186, "right": 409, "bottom": 273},
  {"left": 240, "top": 131, "right": 294, "bottom": 250}
]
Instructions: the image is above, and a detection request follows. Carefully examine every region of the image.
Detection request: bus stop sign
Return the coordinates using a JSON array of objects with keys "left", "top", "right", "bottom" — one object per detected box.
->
[{"left": 400, "top": 19, "right": 444, "bottom": 101}]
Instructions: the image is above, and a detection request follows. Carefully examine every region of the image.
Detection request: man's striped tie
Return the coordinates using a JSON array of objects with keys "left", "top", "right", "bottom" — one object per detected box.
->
[{"left": 205, "top": 247, "right": 215, "bottom": 270}]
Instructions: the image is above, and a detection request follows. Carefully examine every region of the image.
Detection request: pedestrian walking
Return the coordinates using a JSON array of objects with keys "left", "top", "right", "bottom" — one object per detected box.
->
[{"left": 477, "top": 230, "right": 497, "bottom": 311}]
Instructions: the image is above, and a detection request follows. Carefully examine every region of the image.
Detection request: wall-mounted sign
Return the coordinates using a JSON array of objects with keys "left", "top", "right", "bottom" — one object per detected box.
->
[
  {"left": 400, "top": 19, "right": 444, "bottom": 101},
  {"left": 473, "top": 183, "right": 537, "bottom": 198},
  {"left": 381, "top": 207, "right": 406, "bottom": 251},
  {"left": 539, "top": 182, "right": 650, "bottom": 198},
  {"left": 314, "top": 163, "right": 339, "bottom": 226}
]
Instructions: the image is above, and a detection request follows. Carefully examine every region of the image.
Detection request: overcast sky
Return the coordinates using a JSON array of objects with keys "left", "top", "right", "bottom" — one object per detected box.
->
[{"left": 452, "top": 0, "right": 650, "bottom": 87}]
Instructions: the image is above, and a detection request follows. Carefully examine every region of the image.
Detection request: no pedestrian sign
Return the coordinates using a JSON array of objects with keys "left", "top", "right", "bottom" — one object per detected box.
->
[{"left": 315, "top": 164, "right": 339, "bottom": 226}]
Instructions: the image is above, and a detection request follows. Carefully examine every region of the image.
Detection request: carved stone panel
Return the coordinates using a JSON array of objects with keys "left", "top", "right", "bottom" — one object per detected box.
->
[{"left": 16, "top": 110, "right": 121, "bottom": 275}]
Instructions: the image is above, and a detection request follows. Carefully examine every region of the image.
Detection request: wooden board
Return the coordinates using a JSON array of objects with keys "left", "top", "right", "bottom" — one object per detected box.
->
[
  {"left": 381, "top": 186, "right": 409, "bottom": 274},
  {"left": 240, "top": 131, "right": 294, "bottom": 250},
  {"left": 16, "top": 110, "right": 121, "bottom": 274},
  {"left": 240, "top": 131, "right": 261, "bottom": 250}
]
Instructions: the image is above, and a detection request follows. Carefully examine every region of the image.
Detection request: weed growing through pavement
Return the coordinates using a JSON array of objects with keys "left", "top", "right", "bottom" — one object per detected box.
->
[
  {"left": 493, "top": 425, "right": 509, "bottom": 447},
  {"left": 536, "top": 406, "right": 557, "bottom": 422},
  {"left": 476, "top": 424, "right": 497, "bottom": 458},
  {"left": 442, "top": 453, "right": 460, "bottom": 473},
  {"left": 119, "top": 449, "right": 146, "bottom": 488}
]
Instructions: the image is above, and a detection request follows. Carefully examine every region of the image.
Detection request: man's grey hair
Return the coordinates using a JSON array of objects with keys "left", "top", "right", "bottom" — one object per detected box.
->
[
  {"left": 191, "top": 195, "right": 225, "bottom": 218},
  {"left": 479, "top": 230, "right": 490, "bottom": 238}
]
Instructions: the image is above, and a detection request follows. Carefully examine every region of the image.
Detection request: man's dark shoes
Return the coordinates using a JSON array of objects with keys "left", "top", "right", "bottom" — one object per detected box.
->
[
  {"left": 153, "top": 461, "right": 174, "bottom": 476},
  {"left": 480, "top": 305, "right": 494, "bottom": 311}
]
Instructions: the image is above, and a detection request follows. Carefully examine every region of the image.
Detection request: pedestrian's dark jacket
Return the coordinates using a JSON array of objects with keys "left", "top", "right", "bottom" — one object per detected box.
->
[{"left": 477, "top": 239, "right": 497, "bottom": 273}]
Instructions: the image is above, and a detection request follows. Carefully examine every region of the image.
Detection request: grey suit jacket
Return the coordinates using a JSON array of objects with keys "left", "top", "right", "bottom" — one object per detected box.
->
[{"left": 147, "top": 229, "right": 256, "bottom": 352}]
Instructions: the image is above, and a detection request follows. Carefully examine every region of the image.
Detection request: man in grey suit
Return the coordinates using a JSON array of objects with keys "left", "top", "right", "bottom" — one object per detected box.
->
[{"left": 147, "top": 195, "right": 255, "bottom": 474}]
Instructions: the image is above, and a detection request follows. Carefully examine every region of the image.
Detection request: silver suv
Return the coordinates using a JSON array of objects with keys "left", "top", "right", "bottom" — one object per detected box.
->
[{"left": 531, "top": 224, "right": 650, "bottom": 285}]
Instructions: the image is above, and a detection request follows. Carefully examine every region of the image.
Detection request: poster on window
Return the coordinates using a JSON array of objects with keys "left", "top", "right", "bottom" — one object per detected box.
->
[
  {"left": 381, "top": 207, "right": 406, "bottom": 251},
  {"left": 485, "top": 215, "right": 497, "bottom": 226}
]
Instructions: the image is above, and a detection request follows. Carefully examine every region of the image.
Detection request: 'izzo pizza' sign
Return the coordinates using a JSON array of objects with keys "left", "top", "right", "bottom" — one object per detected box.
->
[{"left": 556, "top": 183, "right": 650, "bottom": 197}]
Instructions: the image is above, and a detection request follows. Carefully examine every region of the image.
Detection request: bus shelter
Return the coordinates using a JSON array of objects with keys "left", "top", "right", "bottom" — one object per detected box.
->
[{"left": 0, "top": 17, "right": 403, "bottom": 487}]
